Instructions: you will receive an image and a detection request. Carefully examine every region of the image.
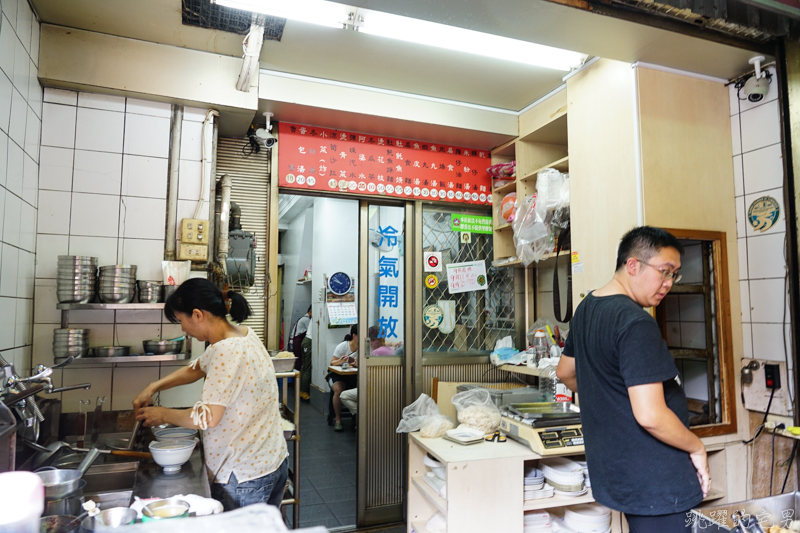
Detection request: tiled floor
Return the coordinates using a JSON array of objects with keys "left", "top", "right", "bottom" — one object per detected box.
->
[{"left": 288, "top": 387, "right": 359, "bottom": 530}]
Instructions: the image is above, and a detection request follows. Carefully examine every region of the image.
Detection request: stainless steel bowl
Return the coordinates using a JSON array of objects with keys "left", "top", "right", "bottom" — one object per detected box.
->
[
  {"left": 138, "top": 291, "right": 161, "bottom": 304},
  {"left": 98, "top": 293, "right": 134, "bottom": 304},
  {"left": 57, "top": 293, "right": 95, "bottom": 304},
  {"left": 89, "top": 346, "right": 131, "bottom": 357},
  {"left": 142, "top": 339, "right": 184, "bottom": 355},
  {"left": 54, "top": 329, "right": 89, "bottom": 335}
]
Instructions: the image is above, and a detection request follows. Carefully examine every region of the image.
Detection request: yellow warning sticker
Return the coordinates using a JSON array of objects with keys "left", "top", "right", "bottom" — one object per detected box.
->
[
  {"left": 425, "top": 274, "right": 439, "bottom": 290},
  {"left": 571, "top": 251, "right": 580, "bottom": 264}
]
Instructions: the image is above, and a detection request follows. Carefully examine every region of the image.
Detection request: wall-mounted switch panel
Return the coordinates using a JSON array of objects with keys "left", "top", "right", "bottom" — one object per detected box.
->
[{"left": 181, "top": 219, "right": 209, "bottom": 244}]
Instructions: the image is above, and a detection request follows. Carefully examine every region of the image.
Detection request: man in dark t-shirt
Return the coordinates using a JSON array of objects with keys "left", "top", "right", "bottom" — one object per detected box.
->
[{"left": 557, "top": 226, "right": 710, "bottom": 533}]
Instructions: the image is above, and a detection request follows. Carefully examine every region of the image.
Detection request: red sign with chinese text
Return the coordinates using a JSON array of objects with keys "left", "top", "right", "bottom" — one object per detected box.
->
[{"left": 277, "top": 122, "right": 492, "bottom": 205}]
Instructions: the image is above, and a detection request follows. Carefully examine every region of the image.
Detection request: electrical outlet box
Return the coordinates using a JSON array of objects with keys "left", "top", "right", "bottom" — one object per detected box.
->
[
  {"left": 764, "top": 363, "right": 781, "bottom": 389},
  {"left": 741, "top": 359, "right": 794, "bottom": 416},
  {"left": 180, "top": 218, "right": 209, "bottom": 244},
  {"left": 178, "top": 243, "right": 208, "bottom": 262}
]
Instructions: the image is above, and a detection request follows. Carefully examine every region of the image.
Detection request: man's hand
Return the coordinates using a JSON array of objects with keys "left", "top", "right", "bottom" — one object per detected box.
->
[
  {"left": 690, "top": 447, "right": 711, "bottom": 497},
  {"left": 629, "top": 383, "right": 711, "bottom": 497}
]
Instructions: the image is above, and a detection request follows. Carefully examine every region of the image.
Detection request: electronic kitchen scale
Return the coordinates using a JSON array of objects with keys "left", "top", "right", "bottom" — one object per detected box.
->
[{"left": 499, "top": 402, "right": 585, "bottom": 456}]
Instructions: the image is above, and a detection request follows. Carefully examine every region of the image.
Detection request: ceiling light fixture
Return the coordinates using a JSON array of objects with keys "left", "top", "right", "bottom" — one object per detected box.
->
[
  {"left": 212, "top": 0, "right": 353, "bottom": 29},
  {"left": 214, "top": 0, "right": 587, "bottom": 71},
  {"left": 355, "top": 9, "right": 587, "bottom": 71}
]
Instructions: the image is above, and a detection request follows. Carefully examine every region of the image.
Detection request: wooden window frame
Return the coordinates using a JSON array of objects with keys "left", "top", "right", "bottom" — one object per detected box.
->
[{"left": 660, "top": 228, "right": 737, "bottom": 438}]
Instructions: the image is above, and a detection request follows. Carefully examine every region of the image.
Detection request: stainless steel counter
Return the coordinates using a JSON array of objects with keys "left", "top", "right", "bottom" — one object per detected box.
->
[{"left": 132, "top": 443, "right": 210, "bottom": 500}]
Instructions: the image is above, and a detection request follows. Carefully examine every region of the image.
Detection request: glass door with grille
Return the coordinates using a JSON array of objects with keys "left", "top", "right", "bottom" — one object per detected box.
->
[{"left": 357, "top": 200, "right": 412, "bottom": 526}]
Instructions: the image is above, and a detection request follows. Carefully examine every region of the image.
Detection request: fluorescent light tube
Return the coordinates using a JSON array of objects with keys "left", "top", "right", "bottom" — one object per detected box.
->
[
  {"left": 213, "top": 0, "right": 352, "bottom": 29},
  {"left": 357, "top": 9, "right": 587, "bottom": 71}
]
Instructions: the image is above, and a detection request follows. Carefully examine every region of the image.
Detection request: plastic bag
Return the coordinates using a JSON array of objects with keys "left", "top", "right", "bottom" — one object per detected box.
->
[
  {"left": 451, "top": 389, "right": 501, "bottom": 435},
  {"left": 512, "top": 194, "right": 551, "bottom": 266},
  {"left": 420, "top": 414, "right": 454, "bottom": 438},
  {"left": 550, "top": 174, "right": 570, "bottom": 230},
  {"left": 162, "top": 261, "right": 191, "bottom": 286},
  {"left": 396, "top": 394, "right": 440, "bottom": 433}
]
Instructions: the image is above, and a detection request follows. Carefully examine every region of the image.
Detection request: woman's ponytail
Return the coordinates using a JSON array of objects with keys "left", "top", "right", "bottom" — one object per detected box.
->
[
  {"left": 227, "top": 291, "right": 253, "bottom": 323},
  {"left": 343, "top": 324, "right": 358, "bottom": 342}
]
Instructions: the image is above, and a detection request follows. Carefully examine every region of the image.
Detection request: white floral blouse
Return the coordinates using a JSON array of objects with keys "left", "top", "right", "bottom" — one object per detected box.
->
[{"left": 190, "top": 327, "right": 288, "bottom": 485}]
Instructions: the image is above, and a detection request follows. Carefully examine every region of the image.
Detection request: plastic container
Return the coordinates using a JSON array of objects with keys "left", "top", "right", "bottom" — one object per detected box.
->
[
  {"left": 533, "top": 331, "right": 548, "bottom": 365},
  {"left": 538, "top": 363, "right": 573, "bottom": 402},
  {"left": 0, "top": 472, "right": 44, "bottom": 533}
]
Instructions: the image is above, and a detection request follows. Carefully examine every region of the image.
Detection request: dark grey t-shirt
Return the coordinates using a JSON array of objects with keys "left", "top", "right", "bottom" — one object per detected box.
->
[{"left": 563, "top": 293, "right": 703, "bottom": 516}]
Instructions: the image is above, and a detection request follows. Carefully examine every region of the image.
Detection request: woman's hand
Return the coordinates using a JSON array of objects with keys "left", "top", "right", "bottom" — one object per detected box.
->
[
  {"left": 136, "top": 406, "right": 168, "bottom": 427},
  {"left": 132, "top": 386, "right": 156, "bottom": 415},
  {"left": 330, "top": 356, "right": 346, "bottom": 366}
]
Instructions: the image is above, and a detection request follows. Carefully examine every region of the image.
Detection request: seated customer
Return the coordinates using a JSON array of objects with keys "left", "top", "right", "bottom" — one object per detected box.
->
[
  {"left": 368, "top": 326, "right": 395, "bottom": 356},
  {"left": 330, "top": 325, "right": 358, "bottom": 432},
  {"left": 340, "top": 388, "right": 357, "bottom": 416}
]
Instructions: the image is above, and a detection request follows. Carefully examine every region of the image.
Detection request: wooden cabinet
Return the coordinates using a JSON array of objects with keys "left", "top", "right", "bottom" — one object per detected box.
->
[
  {"left": 407, "top": 432, "right": 620, "bottom": 533},
  {"left": 491, "top": 88, "right": 570, "bottom": 266}
]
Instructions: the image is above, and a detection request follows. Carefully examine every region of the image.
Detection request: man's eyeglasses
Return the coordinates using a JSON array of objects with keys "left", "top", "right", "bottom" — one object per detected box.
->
[{"left": 638, "top": 260, "right": 682, "bottom": 284}]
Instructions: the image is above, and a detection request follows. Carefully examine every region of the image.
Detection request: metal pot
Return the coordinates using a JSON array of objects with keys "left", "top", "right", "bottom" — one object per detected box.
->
[
  {"left": 89, "top": 346, "right": 130, "bottom": 358},
  {"left": 36, "top": 448, "right": 101, "bottom": 498},
  {"left": 40, "top": 515, "right": 81, "bottom": 533},
  {"left": 42, "top": 480, "right": 85, "bottom": 516}
]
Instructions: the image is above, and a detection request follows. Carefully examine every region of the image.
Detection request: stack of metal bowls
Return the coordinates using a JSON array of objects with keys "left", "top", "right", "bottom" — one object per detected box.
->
[
  {"left": 98, "top": 265, "right": 137, "bottom": 303},
  {"left": 56, "top": 255, "right": 97, "bottom": 303},
  {"left": 53, "top": 328, "right": 89, "bottom": 361},
  {"left": 137, "top": 281, "right": 162, "bottom": 303}
]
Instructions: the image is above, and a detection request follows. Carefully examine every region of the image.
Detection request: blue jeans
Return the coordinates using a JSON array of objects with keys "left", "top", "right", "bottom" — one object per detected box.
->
[{"left": 210, "top": 458, "right": 289, "bottom": 511}]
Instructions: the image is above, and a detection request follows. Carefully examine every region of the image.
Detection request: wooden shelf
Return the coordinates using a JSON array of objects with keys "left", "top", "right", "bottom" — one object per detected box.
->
[
  {"left": 411, "top": 521, "right": 430, "bottom": 533},
  {"left": 494, "top": 222, "right": 513, "bottom": 231},
  {"left": 519, "top": 156, "right": 569, "bottom": 183},
  {"left": 701, "top": 490, "right": 726, "bottom": 503},
  {"left": 500, "top": 364, "right": 541, "bottom": 377},
  {"left": 411, "top": 476, "right": 447, "bottom": 516},
  {"left": 522, "top": 488, "right": 596, "bottom": 511},
  {"left": 492, "top": 180, "right": 517, "bottom": 195},
  {"left": 493, "top": 138, "right": 516, "bottom": 158},
  {"left": 520, "top": 112, "right": 567, "bottom": 145}
]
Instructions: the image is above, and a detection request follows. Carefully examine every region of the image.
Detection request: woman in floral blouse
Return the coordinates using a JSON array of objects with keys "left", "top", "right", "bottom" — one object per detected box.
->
[{"left": 134, "top": 278, "right": 288, "bottom": 511}]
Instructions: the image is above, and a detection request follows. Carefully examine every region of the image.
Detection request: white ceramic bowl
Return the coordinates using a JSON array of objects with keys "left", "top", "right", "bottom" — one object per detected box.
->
[
  {"left": 154, "top": 427, "right": 198, "bottom": 441},
  {"left": 149, "top": 439, "right": 195, "bottom": 473}
]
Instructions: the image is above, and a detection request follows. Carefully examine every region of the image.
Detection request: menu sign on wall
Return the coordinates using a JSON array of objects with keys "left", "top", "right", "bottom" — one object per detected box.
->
[{"left": 278, "top": 122, "right": 492, "bottom": 205}]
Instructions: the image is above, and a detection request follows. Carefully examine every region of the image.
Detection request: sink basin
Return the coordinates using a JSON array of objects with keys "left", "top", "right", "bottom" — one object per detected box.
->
[
  {"left": 83, "top": 462, "right": 138, "bottom": 495},
  {"left": 85, "top": 489, "right": 135, "bottom": 510}
]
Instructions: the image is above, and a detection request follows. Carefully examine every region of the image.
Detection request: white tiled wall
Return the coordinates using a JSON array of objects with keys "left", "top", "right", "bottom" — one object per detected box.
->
[
  {"left": 729, "top": 68, "right": 794, "bottom": 392},
  {"left": 33, "top": 88, "right": 210, "bottom": 411},
  {"left": 0, "top": 0, "right": 41, "bottom": 376}
]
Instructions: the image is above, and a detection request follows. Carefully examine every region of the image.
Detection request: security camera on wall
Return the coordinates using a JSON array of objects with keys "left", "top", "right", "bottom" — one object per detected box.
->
[
  {"left": 255, "top": 112, "right": 277, "bottom": 148},
  {"left": 741, "top": 56, "right": 771, "bottom": 103}
]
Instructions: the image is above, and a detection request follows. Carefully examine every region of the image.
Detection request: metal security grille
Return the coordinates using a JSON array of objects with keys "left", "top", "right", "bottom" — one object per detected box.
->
[
  {"left": 421, "top": 208, "right": 515, "bottom": 354},
  {"left": 216, "top": 137, "right": 270, "bottom": 340},
  {"left": 182, "top": 0, "right": 286, "bottom": 41},
  {"left": 364, "top": 365, "right": 405, "bottom": 509}
]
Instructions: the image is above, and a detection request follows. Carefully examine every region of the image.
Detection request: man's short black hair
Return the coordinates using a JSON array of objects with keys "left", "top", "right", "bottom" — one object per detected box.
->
[{"left": 615, "top": 226, "right": 684, "bottom": 271}]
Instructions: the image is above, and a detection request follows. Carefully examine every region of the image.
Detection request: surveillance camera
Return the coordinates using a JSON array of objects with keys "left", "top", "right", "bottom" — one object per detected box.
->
[
  {"left": 263, "top": 135, "right": 277, "bottom": 149},
  {"left": 743, "top": 75, "right": 769, "bottom": 103}
]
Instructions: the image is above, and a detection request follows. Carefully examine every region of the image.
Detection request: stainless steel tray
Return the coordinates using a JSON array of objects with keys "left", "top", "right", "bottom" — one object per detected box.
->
[{"left": 507, "top": 402, "right": 581, "bottom": 419}]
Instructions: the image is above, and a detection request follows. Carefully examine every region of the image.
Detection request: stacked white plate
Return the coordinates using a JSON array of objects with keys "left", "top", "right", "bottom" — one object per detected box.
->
[
  {"left": 524, "top": 511, "right": 553, "bottom": 533},
  {"left": 577, "top": 460, "right": 591, "bottom": 487},
  {"left": 541, "top": 457, "right": 585, "bottom": 496},
  {"left": 564, "top": 504, "right": 612, "bottom": 532},
  {"left": 523, "top": 466, "right": 548, "bottom": 499},
  {"left": 525, "top": 482, "right": 555, "bottom": 500}
]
